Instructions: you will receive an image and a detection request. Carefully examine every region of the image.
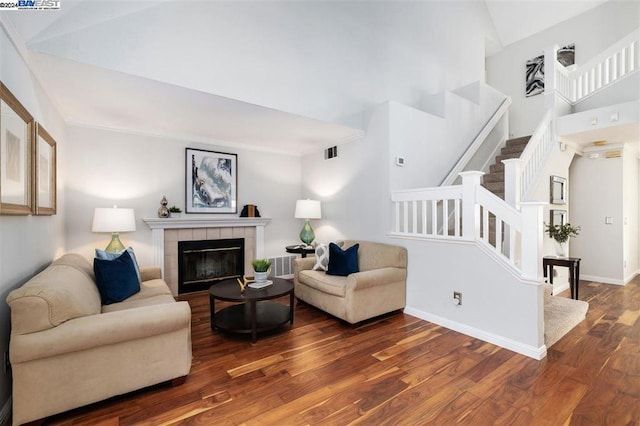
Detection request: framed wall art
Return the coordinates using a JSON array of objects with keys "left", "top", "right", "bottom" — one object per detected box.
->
[
  {"left": 550, "top": 209, "right": 566, "bottom": 227},
  {"left": 550, "top": 175, "right": 567, "bottom": 204},
  {"left": 1, "top": 82, "right": 34, "bottom": 215},
  {"left": 34, "top": 123, "right": 57, "bottom": 215},
  {"left": 525, "top": 54, "right": 544, "bottom": 97},
  {"left": 186, "top": 148, "right": 237, "bottom": 214}
]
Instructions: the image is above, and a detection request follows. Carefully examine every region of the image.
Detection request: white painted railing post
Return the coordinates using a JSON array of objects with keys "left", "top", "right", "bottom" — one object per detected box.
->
[
  {"left": 460, "top": 171, "right": 484, "bottom": 240},
  {"left": 520, "top": 201, "right": 546, "bottom": 280},
  {"left": 503, "top": 158, "right": 521, "bottom": 209},
  {"left": 544, "top": 45, "right": 559, "bottom": 109}
]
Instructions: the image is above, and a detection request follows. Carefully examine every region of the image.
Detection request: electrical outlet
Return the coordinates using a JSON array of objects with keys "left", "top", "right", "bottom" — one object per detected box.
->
[{"left": 453, "top": 291, "right": 462, "bottom": 306}]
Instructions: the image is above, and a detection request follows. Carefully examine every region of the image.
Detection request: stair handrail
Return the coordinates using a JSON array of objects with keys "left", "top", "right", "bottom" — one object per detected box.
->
[
  {"left": 515, "top": 108, "right": 555, "bottom": 201},
  {"left": 552, "top": 28, "right": 639, "bottom": 104},
  {"left": 390, "top": 171, "right": 544, "bottom": 280},
  {"left": 440, "top": 96, "right": 512, "bottom": 186}
]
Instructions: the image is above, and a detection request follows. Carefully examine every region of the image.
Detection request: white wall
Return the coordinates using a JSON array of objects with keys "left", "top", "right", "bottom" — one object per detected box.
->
[
  {"left": 622, "top": 149, "right": 639, "bottom": 282},
  {"left": 527, "top": 144, "right": 577, "bottom": 293},
  {"left": 29, "top": 1, "right": 499, "bottom": 130},
  {"left": 486, "top": 0, "right": 639, "bottom": 138},
  {"left": 64, "top": 126, "right": 302, "bottom": 264},
  {"left": 0, "top": 24, "right": 66, "bottom": 415},
  {"left": 401, "top": 239, "right": 543, "bottom": 357}
]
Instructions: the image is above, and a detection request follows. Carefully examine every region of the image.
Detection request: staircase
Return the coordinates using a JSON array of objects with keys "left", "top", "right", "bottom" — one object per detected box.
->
[{"left": 482, "top": 136, "right": 531, "bottom": 199}]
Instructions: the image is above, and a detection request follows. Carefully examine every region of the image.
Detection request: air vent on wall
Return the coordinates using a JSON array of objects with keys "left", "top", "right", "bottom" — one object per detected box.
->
[{"left": 324, "top": 146, "right": 338, "bottom": 160}]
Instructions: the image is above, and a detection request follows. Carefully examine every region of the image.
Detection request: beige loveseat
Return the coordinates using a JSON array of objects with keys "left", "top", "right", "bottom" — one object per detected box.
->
[
  {"left": 294, "top": 240, "right": 407, "bottom": 324},
  {"left": 6, "top": 253, "right": 192, "bottom": 425}
]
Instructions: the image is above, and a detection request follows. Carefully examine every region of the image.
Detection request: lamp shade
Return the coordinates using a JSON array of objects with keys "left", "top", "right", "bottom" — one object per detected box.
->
[
  {"left": 92, "top": 207, "right": 136, "bottom": 233},
  {"left": 294, "top": 200, "right": 321, "bottom": 219}
]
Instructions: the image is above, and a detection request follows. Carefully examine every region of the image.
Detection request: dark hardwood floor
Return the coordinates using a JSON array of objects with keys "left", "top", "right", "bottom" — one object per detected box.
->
[{"left": 45, "top": 276, "right": 640, "bottom": 425}]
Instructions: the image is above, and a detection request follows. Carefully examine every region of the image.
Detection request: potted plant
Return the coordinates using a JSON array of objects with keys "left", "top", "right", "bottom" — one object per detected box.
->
[
  {"left": 544, "top": 222, "right": 580, "bottom": 257},
  {"left": 251, "top": 258, "right": 272, "bottom": 282},
  {"left": 169, "top": 206, "right": 183, "bottom": 218}
]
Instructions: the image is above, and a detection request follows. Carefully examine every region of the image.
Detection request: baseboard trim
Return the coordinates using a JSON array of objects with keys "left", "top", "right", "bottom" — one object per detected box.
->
[
  {"left": 581, "top": 274, "right": 624, "bottom": 286},
  {"left": 404, "top": 307, "right": 547, "bottom": 360},
  {"left": 624, "top": 270, "right": 639, "bottom": 284},
  {"left": 551, "top": 281, "right": 570, "bottom": 295},
  {"left": 0, "top": 397, "right": 11, "bottom": 426}
]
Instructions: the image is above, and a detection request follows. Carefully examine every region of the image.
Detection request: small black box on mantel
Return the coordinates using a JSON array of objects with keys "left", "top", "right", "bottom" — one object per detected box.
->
[{"left": 240, "top": 204, "right": 261, "bottom": 217}]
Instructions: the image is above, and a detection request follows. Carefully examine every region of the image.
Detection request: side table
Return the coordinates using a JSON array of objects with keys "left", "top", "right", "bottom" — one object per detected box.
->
[
  {"left": 543, "top": 256, "right": 582, "bottom": 300},
  {"left": 286, "top": 245, "right": 315, "bottom": 258}
]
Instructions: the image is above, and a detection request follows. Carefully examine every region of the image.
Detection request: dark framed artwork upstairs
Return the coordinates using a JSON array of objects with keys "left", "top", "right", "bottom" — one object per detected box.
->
[{"left": 186, "top": 148, "right": 237, "bottom": 214}]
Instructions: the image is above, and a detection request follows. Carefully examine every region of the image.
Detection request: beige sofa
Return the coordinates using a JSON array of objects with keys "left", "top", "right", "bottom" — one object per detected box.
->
[
  {"left": 294, "top": 240, "right": 407, "bottom": 324},
  {"left": 6, "top": 253, "right": 192, "bottom": 426}
]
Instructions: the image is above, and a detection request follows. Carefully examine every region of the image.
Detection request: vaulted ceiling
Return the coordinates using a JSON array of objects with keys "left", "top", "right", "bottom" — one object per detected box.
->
[{"left": 1, "top": 0, "right": 608, "bottom": 154}]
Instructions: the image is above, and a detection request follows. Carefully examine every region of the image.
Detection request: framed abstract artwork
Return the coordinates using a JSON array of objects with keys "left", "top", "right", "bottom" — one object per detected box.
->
[
  {"left": 525, "top": 54, "right": 544, "bottom": 97},
  {"left": 34, "top": 124, "right": 57, "bottom": 215},
  {"left": 0, "top": 82, "right": 34, "bottom": 215},
  {"left": 186, "top": 148, "right": 237, "bottom": 214}
]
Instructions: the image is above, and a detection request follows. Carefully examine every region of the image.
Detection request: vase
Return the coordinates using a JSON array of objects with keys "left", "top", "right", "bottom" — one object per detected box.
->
[
  {"left": 554, "top": 240, "right": 567, "bottom": 257},
  {"left": 254, "top": 271, "right": 268, "bottom": 282}
]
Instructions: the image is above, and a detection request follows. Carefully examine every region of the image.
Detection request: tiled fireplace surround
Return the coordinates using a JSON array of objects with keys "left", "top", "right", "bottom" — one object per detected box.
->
[{"left": 143, "top": 217, "right": 270, "bottom": 295}]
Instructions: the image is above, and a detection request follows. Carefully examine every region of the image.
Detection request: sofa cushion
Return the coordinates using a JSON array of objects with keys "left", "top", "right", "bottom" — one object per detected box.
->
[
  {"left": 327, "top": 243, "right": 359, "bottom": 276},
  {"left": 298, "top": 270, "right": 347, "bottom": 297},
  {"left": 6, "top": 262, "right": 102, "bottom": 334},
  {"left": 342, "top": 240, "right": 407, "bottom": 271},
  {"left": 102, "top": 294, "right": 177, "bottom": 313},
  {"left": 93, "top": 250, "right": 141, "bottom": 305}
]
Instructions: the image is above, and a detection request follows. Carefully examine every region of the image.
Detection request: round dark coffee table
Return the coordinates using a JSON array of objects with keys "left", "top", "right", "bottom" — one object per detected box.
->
[{"left": 209, "top": 278, "right": 294, "bottom": 342}]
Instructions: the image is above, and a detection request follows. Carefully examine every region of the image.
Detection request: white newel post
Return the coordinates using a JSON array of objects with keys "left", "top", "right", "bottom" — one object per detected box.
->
[
  {"left": 460, "top": 171, "right": 484, "bottom": 241},
  {"left": 520, "top": 202, "right": 546, "bottom": 280},
  {"left": 544, "top": 44, "right": 559, "bottom": 109},
  {"left": 503, "top": 158, "right": 521, "bottom": 209}
]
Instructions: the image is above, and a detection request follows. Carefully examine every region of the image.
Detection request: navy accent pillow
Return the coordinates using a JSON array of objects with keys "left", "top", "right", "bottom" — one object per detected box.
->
[
  {"left": 327, "top": 243, "right": 359, "bottom": 276},
  {"left": 93, "top": 250, "right": 141, "bottom": 305},
  {"left": 95, "top": 247, "right": 141, "bottom": 285}
]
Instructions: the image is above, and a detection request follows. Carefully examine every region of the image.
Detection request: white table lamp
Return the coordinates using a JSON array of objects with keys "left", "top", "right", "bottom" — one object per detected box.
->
[
  {"left": 92, "top": 206, "right": 136, "bottom": 253},
  {"left": 294, "top": 199, "right": 321, "bottom": 246}
]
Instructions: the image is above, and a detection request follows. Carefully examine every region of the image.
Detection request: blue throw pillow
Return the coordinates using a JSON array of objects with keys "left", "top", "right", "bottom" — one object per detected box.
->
[
  {"left": 327, "top": 242, "right": 359, "bottom": 276},
  {"left": 93, "top": 250, "right": 141, "bottom": 305},
  {"left": 95, "top": 247, "right": 141, "bottom": 284}
]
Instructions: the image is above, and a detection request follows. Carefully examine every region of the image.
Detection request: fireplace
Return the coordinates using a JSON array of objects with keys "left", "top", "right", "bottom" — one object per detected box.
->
[{"left": 178, "top": 238, "right": 245, "bottom": 294}]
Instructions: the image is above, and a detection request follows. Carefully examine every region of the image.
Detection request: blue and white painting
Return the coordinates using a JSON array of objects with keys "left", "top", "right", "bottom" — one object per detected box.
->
[{"left": 186, "top": 148, "right": 237, "bottom": 213}]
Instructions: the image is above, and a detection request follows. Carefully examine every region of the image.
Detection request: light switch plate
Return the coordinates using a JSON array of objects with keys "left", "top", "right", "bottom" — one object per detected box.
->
[{"left": 605, "top": 217, "right": 613, "bottom": 224}]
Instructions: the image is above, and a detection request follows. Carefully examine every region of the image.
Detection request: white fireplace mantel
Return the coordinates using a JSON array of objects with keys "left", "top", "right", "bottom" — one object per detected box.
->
[{"left": 142, "top": 216, "right": 270, "bottom": 278}]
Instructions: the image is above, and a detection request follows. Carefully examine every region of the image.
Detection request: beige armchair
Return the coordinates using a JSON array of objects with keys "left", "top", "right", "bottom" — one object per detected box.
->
[{"left": 294, "top": 240, "right": 407, "bottom": 324}]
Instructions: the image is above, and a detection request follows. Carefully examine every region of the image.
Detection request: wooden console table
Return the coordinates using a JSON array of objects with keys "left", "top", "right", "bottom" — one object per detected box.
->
[{"left": 543, "top": 256, "right": 582, "bottom": 300}]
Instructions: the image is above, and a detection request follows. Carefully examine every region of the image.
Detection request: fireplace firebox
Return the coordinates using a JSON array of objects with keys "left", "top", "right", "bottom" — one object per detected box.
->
[{"left": 178, "top": 238, "right": 245, "bottom": 294}]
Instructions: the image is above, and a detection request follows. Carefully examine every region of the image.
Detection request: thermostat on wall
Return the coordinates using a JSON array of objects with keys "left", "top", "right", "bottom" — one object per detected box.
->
[{"left": 395, "top": 156, "right": 405, "bottom": 166}]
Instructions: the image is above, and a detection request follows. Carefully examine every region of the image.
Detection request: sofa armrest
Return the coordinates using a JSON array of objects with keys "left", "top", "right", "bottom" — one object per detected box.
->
[
  {"left": 293, "top": 257, "right": 315, "bottom": 282},
  {"left": 10, "top": 301, "right": 191, "bottom": 364},
  {"left": 140, "top": 266, "right": 162, "bottom": 281},
  {"left": 346, "top": 267, "right": 407, "bottom": 291}
]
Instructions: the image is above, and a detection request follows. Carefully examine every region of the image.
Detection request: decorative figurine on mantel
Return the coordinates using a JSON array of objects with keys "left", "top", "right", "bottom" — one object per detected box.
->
[{"left": 158, "top": 196, "right": 170, "bottom": 218}]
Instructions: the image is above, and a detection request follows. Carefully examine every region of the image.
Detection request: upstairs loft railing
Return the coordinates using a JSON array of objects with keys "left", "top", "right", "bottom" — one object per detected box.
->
[
  {"left": 550, "top": 29, "right": 639, "bottom": 105},
  {"left": 391, "top": 171, "right": 544, "bottom": 280}
]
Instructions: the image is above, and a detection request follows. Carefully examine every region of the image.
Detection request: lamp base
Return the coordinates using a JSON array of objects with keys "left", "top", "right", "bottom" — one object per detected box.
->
[
  {"left": 104, "top": 233, "right": 126, "bottom": 254},
  {"left": 299, "top": 220, "right": 315, "bottom": 246}
]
